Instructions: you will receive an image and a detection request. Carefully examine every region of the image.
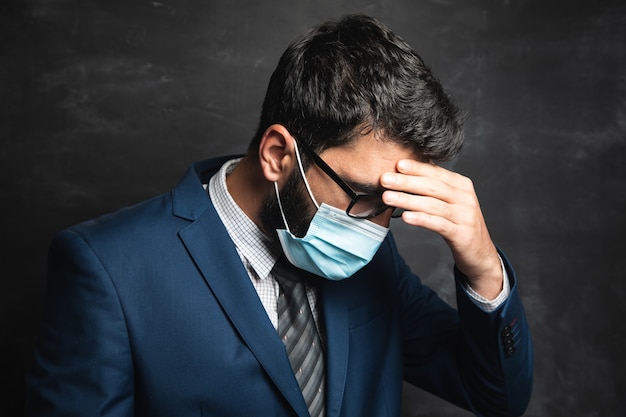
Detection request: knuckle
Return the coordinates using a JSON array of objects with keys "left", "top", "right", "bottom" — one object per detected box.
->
[{"left": 461, "top": 176, "right": 474, "bottom": 190}]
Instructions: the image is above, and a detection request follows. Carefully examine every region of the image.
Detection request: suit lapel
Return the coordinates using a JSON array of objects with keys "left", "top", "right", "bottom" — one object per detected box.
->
[
  {"left": 172, "top": 159, "right": 349, "bottom": 416},
  {"left": 178, "top": 207, "right": 310, "bottom": 417}
]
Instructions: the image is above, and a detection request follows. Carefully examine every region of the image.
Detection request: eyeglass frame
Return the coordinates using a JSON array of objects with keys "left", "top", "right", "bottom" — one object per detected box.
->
[{"left": 294, "top": 138, "right": 404, "bottom": 219}]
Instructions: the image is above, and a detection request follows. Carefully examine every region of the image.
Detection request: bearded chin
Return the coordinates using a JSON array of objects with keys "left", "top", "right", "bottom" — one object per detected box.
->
[{"left": 259, "top": 170, "right": 315, "bottom": 240}]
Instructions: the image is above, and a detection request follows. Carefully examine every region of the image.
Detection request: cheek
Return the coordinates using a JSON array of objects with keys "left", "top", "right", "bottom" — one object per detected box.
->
[{"left": 305, "top": 167, "right": 351, "bottom": 208}]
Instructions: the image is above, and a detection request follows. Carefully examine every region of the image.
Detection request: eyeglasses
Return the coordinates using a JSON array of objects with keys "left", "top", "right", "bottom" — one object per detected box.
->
[{"left": 296, "top": 139, "right": 404, "bottom": 219}]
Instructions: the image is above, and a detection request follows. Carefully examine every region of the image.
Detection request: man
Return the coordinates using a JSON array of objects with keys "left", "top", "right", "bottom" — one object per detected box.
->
[{"left": 25, "top": 14, "right": 533, "bottom": 417}]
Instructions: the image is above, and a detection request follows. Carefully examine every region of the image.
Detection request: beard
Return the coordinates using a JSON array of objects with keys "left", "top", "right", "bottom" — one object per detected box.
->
[{"left": 259, "top": 168, "right": 316, "bottom": 240}]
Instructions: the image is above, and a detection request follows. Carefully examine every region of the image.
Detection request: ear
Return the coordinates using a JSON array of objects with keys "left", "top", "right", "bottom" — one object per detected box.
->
[{"left": 258, "top": 124, "right": 297, "bottom": 184}]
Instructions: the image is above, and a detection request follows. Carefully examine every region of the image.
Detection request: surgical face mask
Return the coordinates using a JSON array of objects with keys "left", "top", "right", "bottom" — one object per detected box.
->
[{"left": 274, "top": 142, "right": 389, "bottom": 280}]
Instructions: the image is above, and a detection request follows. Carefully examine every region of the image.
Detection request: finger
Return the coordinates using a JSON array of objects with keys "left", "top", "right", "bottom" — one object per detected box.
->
[
  {"left": 395, "top": 159, "right": 454, "bottom": 183},
  {"left": 399, "top": 208, "right": 457, "bottom": 240},
  {"left": 382, "top": 162, "right": 476, "bottom": 204},
  {"left": 395, "top": 159, "right": 473, "bottom": 192},
  {"left": 381, "top": 173, "right": 456, "bottom": 203},
  {"left": 383, "top": 191, "right": 471, "bottom": 226}
]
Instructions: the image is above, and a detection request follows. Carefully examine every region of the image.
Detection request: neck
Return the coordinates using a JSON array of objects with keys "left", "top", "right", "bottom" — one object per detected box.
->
[{"left": 225, "top": 154, "right": 272, "bottom": 228}]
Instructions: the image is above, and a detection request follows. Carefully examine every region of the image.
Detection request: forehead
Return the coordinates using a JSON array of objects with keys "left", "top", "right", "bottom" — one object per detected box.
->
[{"left": 318, "top": 132, "right": 418, "bottom": 181}]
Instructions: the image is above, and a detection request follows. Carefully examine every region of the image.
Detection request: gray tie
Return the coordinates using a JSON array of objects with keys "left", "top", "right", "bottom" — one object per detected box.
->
[{"left": 273, "top": 258, "right": 325, "bottom": 417}]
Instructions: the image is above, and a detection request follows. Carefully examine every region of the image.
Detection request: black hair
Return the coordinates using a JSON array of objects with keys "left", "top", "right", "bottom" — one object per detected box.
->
[{"left": 249, "top": 14, "right": 465, "bottom": 163}]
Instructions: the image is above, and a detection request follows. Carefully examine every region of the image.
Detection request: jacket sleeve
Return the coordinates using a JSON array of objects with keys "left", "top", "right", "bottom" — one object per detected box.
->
[
  {"left": 389, "top": 236, "right": 533, "bottom": 417},
  {"left": 24, "top": 229, "right": 134, "bottom": 417}
]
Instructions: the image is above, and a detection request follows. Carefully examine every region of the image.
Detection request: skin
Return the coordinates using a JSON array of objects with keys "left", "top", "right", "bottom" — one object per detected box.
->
[{"left": 228, "top": 124, "right": 503, "bottom": 300}]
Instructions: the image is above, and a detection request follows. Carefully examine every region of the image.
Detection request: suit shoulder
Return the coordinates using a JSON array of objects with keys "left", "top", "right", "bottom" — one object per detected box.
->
[{"left": 60, "top": 192, "right": 175, "bottom": 245}]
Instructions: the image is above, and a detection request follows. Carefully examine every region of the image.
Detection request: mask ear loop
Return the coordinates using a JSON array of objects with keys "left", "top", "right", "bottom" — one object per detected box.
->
[
  {"left": 274, "top": 139, "right": 320, "bottom": 234},
  {"left": 292, "top": 140, "right": 320, "bottom": 209},
  {"left": 274, "top": 181, "right": 292, "bottom": 233}
]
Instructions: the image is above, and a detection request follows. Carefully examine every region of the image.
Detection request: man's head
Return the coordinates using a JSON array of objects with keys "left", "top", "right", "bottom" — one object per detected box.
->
[
  {"left": 249, "top": 13, "right": 464, "bottom": 162},
  {"left": 244, "top": 14, "right": 466, "bottom": 248}
]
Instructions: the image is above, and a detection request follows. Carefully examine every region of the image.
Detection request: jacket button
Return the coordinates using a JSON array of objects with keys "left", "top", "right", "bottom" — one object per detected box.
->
[{"left": 505, "top": 345, "right": 516, "bottom": 357}]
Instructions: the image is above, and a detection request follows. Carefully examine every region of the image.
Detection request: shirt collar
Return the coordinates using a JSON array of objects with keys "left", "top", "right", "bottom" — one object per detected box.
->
[{"left": 208, "top": 158, "right": 281, "bottom": 280}]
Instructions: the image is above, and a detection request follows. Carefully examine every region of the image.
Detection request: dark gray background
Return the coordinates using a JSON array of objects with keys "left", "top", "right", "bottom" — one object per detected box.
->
[{"left": 2, "top": 0, "right": 625, "bottom": 416}]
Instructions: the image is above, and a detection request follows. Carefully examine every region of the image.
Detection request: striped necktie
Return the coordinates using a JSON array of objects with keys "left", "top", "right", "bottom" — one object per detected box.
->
[{"left": 273, "top": 258, "right": 325, "bottom": 417}]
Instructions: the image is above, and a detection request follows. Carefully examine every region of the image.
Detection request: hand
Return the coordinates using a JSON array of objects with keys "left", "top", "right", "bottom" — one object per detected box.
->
[{"left": 380, "top": 159, "right": 503, "bottom": 299}]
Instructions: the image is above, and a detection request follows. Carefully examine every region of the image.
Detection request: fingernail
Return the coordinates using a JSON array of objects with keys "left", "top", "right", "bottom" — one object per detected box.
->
[
  {"left": 381, "top": 173, "right": 396, "bottom": 185},
  {"left": 383, "top": 190, "right": 398, "bottom": 203},
  {"left": 398, "top": 160, "right": 411, "bottom": 171}
]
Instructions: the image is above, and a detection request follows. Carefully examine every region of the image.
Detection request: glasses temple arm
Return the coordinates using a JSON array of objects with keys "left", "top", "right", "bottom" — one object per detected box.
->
[{"left": 296, "top": 140, "right": 360, "bottom": 200}]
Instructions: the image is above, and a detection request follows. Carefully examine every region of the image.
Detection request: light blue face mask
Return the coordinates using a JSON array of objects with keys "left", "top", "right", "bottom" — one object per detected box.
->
[{"left": 274, "top": 142, "right": 389, "bottom": 280}]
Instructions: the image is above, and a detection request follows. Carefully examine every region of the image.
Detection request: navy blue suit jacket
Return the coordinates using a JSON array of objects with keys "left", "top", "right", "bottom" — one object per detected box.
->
[{"left": 25, "top": 157, "right": 533, "bottom": 416}]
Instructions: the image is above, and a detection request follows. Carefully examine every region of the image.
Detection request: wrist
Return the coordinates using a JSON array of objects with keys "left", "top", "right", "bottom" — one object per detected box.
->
[{"left": 463, "top": 254, "right": 504, "bottom": 300}]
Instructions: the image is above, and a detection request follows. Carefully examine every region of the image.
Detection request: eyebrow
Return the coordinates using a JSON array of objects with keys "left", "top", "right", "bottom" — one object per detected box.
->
[
  {"left": 296, "top": 138, "right": 386, "bottom": 197},
  {"left": 344, "top": 179, "right": 385, "bottom": 196}
]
